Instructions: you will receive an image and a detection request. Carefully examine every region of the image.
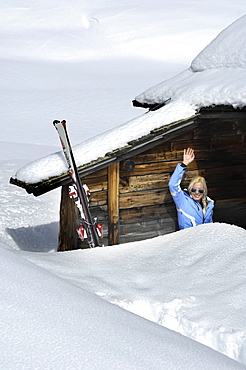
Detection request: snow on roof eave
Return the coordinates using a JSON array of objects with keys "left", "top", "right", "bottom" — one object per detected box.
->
[
  {"left": 10, "top": 114, "right": 199, "bottom": 196},
  {"left": 133, "top": 15, "right": 246, "bottom": 109},
  {"left": 132, "top": 97, "right": 171, "bottom": 111}
]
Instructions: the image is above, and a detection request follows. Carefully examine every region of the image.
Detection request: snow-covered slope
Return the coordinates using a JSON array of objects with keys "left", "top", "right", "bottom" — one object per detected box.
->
[
  {"left": 12, "top": 14, "right": 246, "bottom": 185},
  {"left": 2, "top": 223, "right": 246, "bottom": 369}
]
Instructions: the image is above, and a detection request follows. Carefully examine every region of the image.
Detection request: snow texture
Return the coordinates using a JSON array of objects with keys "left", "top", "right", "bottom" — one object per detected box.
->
[
  {"left": 1, "top": 223, "right": 246, "bottom": 369},
  {"left": 135, "top": 15, "right": 246, "bottom": 107},
  {"left": 13, "top": 14, "right": 246, "bottom": 184}
]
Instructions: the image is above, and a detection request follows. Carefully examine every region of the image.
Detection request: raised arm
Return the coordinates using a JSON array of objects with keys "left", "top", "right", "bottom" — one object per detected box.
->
[{"left": 168, "top": 148, "right": 195, "bottom": 207}]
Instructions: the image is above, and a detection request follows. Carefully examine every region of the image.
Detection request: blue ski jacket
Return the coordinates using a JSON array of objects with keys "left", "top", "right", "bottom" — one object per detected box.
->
[{"left": 169, "top": 163, "right": 214, "bottom": 230}]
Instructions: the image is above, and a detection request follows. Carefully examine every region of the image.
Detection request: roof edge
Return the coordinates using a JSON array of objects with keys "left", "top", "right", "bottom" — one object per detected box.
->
[{"left": 10, "top": 114, "right": 199, "bottom": 196}]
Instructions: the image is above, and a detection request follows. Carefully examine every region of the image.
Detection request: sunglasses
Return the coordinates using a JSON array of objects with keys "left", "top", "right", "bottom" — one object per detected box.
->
[{"left": 191, "top": 188, "right": 204, "bottom": 194}]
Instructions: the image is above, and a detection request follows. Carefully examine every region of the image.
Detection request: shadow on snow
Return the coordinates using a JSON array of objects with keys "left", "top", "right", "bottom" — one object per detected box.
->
[{"left": 6, "top": 222, "right": 59, "bottom": 252}]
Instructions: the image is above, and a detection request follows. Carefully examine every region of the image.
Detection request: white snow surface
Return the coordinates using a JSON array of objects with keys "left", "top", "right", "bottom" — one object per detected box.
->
[
  {"left": 2, "top": 222, "right": 246, "bottom": 369},
  {"left": 191, "top": 14, "right": 246, "bottom": 71},
  {"left": 2, "top": 1, "right": 246, "bottom": 368},
  {"left": 13, "top": 13, "right": 246, "bottom": 184},
  {"left": 136, "top": 14, "right": 246, "bottom": 106}
]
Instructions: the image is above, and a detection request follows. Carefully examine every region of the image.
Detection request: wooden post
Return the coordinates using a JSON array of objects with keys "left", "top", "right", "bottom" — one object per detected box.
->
[
  {"left": 58, "top": 184, "right": 79, "bottom": 251},
  {"left": 107, "top": 162, "right": 119, "bottom": 245}
]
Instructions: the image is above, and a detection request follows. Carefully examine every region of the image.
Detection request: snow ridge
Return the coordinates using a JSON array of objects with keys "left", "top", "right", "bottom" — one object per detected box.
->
[{"left": 191, "top": 14, "right": 246, "bottom": 71}]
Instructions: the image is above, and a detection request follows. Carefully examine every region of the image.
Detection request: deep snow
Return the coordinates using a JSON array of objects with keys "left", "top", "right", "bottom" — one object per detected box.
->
[
  {"left": 1, "top": 1, "right": 246, "bottom": 369},
  {"left": 13, "top": 14, "right": 246, "bottom": 185},
  {"left": 2, "top": 239, "right": 245, "bottom": 370}
]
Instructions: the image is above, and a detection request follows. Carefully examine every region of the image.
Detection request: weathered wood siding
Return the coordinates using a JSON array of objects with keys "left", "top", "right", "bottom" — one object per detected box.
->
[
  {"left": 59, "top": 115, "right": 246, "bottom": 250},
  {"left": 118, "top": 142, "right": 177, "bottom": 243},
  {"left": 118, "top": 117, "right": 246, "bottom": 242},
  {"left": 58, "top": 184, "right": 80, "bottom": 251}
]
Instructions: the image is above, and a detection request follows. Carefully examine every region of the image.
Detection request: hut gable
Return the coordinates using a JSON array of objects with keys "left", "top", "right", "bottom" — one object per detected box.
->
[{"left": 9, "top": 16, "right": 246, "bottom": 250}]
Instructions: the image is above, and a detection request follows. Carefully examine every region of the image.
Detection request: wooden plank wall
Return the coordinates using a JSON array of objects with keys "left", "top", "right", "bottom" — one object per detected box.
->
[
  {"left": 117, "top": 117, "right": 246, "bottom": 243},
  {"left": 61, "top": 116, "right": 245, "bottom": 250}
]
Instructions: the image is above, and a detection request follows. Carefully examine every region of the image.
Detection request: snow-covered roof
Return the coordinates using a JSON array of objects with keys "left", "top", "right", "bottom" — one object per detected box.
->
[
  {"left": 11, "top": 15, "right": 246, "bottom": 189},
  {"left": 134, "top": 14, "right": 246, "bottom": 108}
]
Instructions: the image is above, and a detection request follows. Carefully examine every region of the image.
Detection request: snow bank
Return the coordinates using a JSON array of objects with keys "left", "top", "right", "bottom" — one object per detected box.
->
[
  {"left": 20, "top": 223, "right": 246, "bottom": 365},
  {"left": 1, "top": 227, "right": 245, "bottom": 369}
]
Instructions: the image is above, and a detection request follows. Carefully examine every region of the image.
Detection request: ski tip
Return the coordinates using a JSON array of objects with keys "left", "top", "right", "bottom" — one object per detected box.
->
[{"left": 53, "top": 119, "right": 66, "bottom": 127}]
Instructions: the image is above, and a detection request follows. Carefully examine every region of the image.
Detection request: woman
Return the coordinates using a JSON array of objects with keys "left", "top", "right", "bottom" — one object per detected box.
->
[{"left": 168, "top": 148, "right": 214, "bottom": 230}]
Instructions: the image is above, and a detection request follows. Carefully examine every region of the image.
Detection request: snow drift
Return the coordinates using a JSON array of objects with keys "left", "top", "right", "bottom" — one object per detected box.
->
[{"left": 2, "top": 223, "right": 246, "bottom": 369}]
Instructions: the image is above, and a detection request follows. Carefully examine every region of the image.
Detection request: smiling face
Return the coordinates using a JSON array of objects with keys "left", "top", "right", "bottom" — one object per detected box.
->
[{"left": 190, "top": 182, "right": 204, "bottom": 202}]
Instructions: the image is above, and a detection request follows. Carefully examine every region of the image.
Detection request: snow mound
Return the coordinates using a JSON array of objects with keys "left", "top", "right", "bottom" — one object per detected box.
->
[
  {"left": 2, "top": 244, "right": 244, "bottom": 369},
  {"left": 135, "top": 15, "right": 246, "bottom": 108},
  {"left": 20, "top": 222, "right": 246, "bottom": 365},
  {"left": 191, "top": 14, "right": 246, "bottom": 71}
]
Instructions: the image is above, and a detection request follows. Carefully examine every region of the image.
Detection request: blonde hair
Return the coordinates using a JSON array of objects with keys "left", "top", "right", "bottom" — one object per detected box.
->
[{"left": 188, "top": 176, "right": 208, "bottom": 215}]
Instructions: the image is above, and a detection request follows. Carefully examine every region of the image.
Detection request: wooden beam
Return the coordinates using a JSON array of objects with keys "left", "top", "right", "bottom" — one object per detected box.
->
[
  {"left": 200, "top": 106, "right": 246, "bottom": 119},
  {"left": 58, "top": 184, "right": 79, "bottom": 251},
  {"left": 107, "top": 163, "right": 119, "bottom": 245}
]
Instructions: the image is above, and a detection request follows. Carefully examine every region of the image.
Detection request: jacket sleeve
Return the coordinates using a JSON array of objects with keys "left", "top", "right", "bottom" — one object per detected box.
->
[
  {"left": 168, "top": 163, "right": 187, "bottom": 207},
  {"left": 204, "top": 199, "right": 214, "bottom": 223}
]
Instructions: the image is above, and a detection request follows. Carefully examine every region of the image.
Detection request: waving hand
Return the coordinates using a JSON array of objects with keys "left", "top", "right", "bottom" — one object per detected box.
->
[{"left": 183, "top": 148, "right": 195, "bottom": 166}]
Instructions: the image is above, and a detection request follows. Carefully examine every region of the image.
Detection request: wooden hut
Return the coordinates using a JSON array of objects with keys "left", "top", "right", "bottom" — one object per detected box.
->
[{"left": 10, "top": 105, "right": 246, "bottom": 251}]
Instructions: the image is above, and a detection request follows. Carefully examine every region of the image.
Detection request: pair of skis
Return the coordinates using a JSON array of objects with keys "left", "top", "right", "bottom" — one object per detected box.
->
[{"left": 53, "top": 120, "right": 102, "bottom": 248}]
